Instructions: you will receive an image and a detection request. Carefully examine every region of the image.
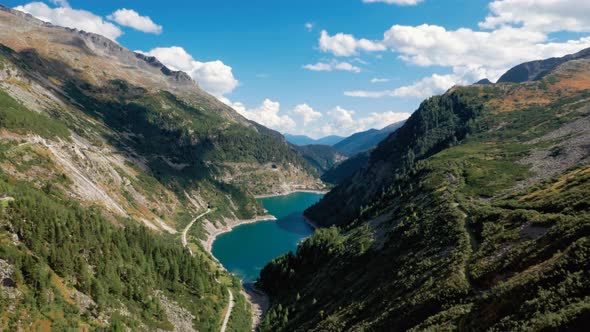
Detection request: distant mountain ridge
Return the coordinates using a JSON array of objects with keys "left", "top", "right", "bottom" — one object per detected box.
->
[
  {"left": 284, "top": 134, "right": 344, "bottom": 146},
  {"left": 293, "top": 144, "right": 347, "bottom": 175},
  {"left": 498, "top": 47, "right": 590, "bottom": 83},
  {"left": 333, "top": 120, "right": 406, "bottom": 156},
  {"left": 321, "top": 150, "right": 370, "bottom": 184}
]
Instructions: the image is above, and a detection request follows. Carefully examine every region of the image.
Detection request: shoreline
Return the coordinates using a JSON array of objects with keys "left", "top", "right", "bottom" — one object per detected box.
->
[
  {"left": 202, "top": 190, "right": 327, "bottom": 331},
  {"left": 303, "top": 215, "right": 321, "bottom": 230},
  {"left": 203, "top": 214, "right": 277, "bottom": 253},
  {"left": 254, "top": 189, "right": 329, "bottom": 199},
  {"left": 242, "top": 283, "right": 270, "bottom": 331},
  {"left": 201, "top": 214, "right": 276, "bottom": 330}
]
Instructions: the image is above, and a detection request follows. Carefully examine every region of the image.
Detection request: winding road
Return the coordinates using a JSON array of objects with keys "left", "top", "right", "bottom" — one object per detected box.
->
[
  {"left": 180, "top": 208, "right": 235, "bottom": 332},
  {"left": 220, "top": 288, "right": 235, "bottom": 332},
  {"left": 181, "top": 208, "right": 211, "bottom": 255}
]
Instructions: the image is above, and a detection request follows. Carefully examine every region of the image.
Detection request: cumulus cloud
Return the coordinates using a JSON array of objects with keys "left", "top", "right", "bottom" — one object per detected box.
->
[
  {"left": 363, "top": 0, "right": 423, "bottom": 5},
  {"left": 108, "top": 9, "right": 162, "bottom": 34},
  {"left": 383, "top": 24, "right": 590, "bottom": 82},
  {"left": 317, "top": 107, "right": 411, "bottom": 136},
  {"left": 304, "top": 60, "right": 361, "bottom": 73},
  {"left": 346, "top": 73, "right": 460, "bottom": 99},
  {"left": 305, "top": 22, "right": 314, "bottom": 32},
  {"left": 232, "top": 99, "right": 296, "bottom": 133},
  {"left": 142, "top": 46, "right": 238, "bottom": 96},
  {"left": 50, "top": 0, "right": 69, "bottom": 6},
  {"left": 321, "top": 2, "right": 590, "bottom": 99},
  {"left": 14, "top": 2, "right": 122, "bottom": 40},
  {"left": 371, "top": 78, "right": 391, "bottom": 83},
  {"left": 356, "top": 111, "right": 412, "bottom": 129},
  {"left": 319, "top": 30, "right": 386, "bottom": 57},
  {"left": 329, "top": 106, "right": 355, "bottom": 128},
  {"left": 292, "top": 104, "right": 322, "bottom": 125},
  {"left": 222, "top": 97, "right": 407, "bottom": 138},
  {"left": 480, "top": 0, "right": 590, "bottom": 33}
]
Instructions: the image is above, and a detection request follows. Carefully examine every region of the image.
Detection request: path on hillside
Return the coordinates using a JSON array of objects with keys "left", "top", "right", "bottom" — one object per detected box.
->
[
  {"left": 182, "top": 208, "right": 212, "bottom": 255},
  {"left": 220, "top": 288, "right": 235, "bottom": 332},
  {"left": 180, "top": 208, "right": 235, "bottom": 331}
]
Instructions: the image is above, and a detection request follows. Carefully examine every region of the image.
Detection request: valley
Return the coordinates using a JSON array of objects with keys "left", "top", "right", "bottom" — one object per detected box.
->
[{"left": 0, "top": 1, "right": 589, "bottom": 332}]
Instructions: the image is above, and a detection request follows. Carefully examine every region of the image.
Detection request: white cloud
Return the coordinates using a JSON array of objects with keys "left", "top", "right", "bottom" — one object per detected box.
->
[
  {"left": 357, "top": 111, "right": 411, "bottom": 129},
  {"left": 480, "top": 0, "right": 590, "bottom": 33},
  {"left": 223, "top": 98, "right": 409, "bottom": 138},
  {"left": 305, "top": 22, "right": 314, "bottom": 32},
  {"left": 108, "top": 9, "right": 162, "bottom": 34},
  {"left": 319, "top": 107, "right": 411, "bottom": 136},
  {"left": 50, "top": 0, "right": 69, "bottom": 7},
  {"left": 371, "top": 78, "right": 390, "bottom": 83},
  {"left": 304, "top": 60, "right": 361, "bottom": 73},
  {"left": 329, "top": 106, "right": 355, "bottom": 128},
  {"left": 142, "top": 46, "right": 238, "bottom": 96},
  {"left": 383, "top": 24, "right": 590, "bottom": 82},
  {"left": 231, "top": 99, "right": 296, "bottom": 133},
  {"left": 319, "top": 30, "right": 386, "bottom": 57},
  {"left": 346, "top": 73, "right": 460, "bottom": 99},
  {"left": 389, "top": 73, "right": 459, "bottom": 98},
  {"left": 322, "top": 3, "right": 590, "bottom": 99},
  {"left": 14, "top": 2, "right": 122, "bottom": 40},
  {"left": 292, "top": 104, "right": 322, "bottom": 125},
  {"left": 363, "top": 0, "right": 423, "bottom": 5}
]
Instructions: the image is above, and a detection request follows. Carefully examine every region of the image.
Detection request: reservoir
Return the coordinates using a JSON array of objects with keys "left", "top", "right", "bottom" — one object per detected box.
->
[{"left": 212, "top": 192, "right": 323, "bottom": 283}]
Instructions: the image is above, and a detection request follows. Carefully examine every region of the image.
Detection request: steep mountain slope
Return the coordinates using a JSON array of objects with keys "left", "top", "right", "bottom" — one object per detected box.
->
[
  {"left": 285, "top": 134, "right": 344, "bottom": 146},
  {"left": 258, "top": 50, "right": 590, "bottom": 331},
  {"left": 0, "top": 5, "right": 319, "bottom": 331},
  {"left": 333, "top": 120, "right": 405, "bottom": 156},
  {"left": 294, "top": 144, "right": 347, "bottom": 175},
  {"left": 322, "top": 121, "right": 405, "bottom": 185},
  {"left": 321, "top": 150, "right": 370, "bottom": 185}
]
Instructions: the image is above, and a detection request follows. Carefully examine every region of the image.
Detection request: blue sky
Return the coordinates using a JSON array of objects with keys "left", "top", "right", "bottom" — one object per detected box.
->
[{"left": 7, "top": 0, "right": 590, "bottom": 138}]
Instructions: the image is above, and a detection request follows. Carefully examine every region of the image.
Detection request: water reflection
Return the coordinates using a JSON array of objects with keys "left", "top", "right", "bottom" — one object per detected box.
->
[{"left": 275, "top": 212, "right": 314, "bottom": 236}]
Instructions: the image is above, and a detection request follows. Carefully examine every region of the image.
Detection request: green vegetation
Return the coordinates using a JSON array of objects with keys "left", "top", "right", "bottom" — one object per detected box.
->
[
  {"left": 258, "top": 65, "right": 590, "bottom": 331},
  {"left": 321, "top": 150, "right": 370, "bottom": 185},
  {"left": 0, "top": 171, "right": 228, "bottom": 330},
  {"left": 0, "top": 90, "right": 69, "bottom": 139},
  {"left": 294, "top": 144, "right": 345, "bottom": 175},
  {"left": 226, "top": 275, "right": 253, "bottom": 332},
  {"left": 0, "top": 40, "right": 270, "bottom": 330},
  {"left": 64, "top": 82, "right": 309, "bottom": 174}
]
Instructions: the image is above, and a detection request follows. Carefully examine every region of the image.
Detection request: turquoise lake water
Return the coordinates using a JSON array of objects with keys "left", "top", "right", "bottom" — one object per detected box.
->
[{"left": 212, "top": 192, "right": 323, "bottom": 283}]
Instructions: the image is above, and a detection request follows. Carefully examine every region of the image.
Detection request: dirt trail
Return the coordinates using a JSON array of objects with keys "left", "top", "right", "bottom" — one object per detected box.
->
[
  {"left": 181, "top": 208, "right": 212, "bottom": 256},
  {"left": 220, "top": 289, "right": 235, "bottom": 332}
]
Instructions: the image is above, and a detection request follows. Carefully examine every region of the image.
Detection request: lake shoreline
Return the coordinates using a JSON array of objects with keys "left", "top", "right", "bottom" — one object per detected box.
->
[
  {"left": 206, "top": 190, "right": 325, "bottom": 331},
  {"left": 202, "top": 214, "right": 277, "bottom": 253},
  {"left": 202, "top": 213, "right": 276, "bottom": 331},
  {"left": 254, "top": 189, "right": 329, "bottom": 199},
  {"left": 303, "top": 215, "right": 321, "bottom": 230}
]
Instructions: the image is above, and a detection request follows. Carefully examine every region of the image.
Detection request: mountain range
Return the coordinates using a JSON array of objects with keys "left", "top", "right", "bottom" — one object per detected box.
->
[
  {"left": 0, "top": 5, "right": 320, "bottom": 330},
  {"left": 284, "top": 134, "right": 344, "bottom": 146},
  {"left": 258, "top": 47, "right": 590, "bottom": 331},
  {"left": 0, "top": 3, "right": 589, "bottom": 332},
  {"left": 332, "top": 120, "right": 406, "bottom": 156}
]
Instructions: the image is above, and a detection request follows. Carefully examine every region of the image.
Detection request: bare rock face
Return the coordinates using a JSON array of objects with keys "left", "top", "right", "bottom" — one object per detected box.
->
[{"left": 0, "top": 259, "right": 21, "bottom": 302}]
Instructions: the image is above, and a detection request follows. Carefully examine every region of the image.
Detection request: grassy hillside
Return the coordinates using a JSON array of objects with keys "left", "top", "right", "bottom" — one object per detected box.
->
[{"left": 257, "top": 54, "right": 590, "bottom": 331}]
